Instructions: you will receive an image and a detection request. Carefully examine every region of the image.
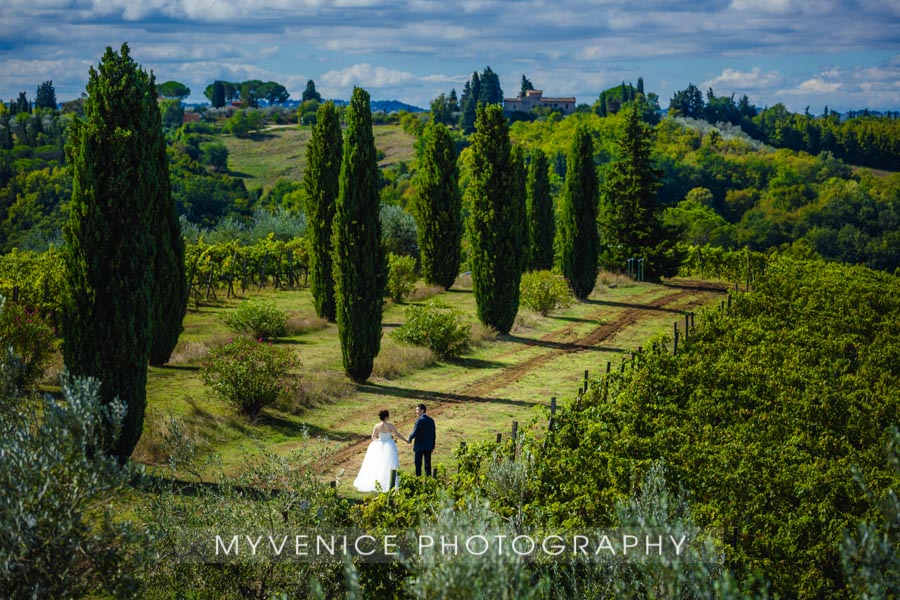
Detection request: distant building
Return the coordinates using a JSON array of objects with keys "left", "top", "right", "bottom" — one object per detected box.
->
[{"left": 503, "top": 90, "right": 576, "bottom": 115}]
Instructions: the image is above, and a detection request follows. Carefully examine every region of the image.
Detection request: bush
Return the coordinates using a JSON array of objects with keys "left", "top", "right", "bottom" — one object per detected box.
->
[
  {"left": 201, "top": 337, "right": 298, "bottom": 419},
  {"left": 387, "top": 253, "right": 418, "bottom": 303},
  {"left": 0, "top": 375, "right": 141, "bottom": 598},
  {"left": 222, "top": 298, "right": 287, "bottom": 340},
  {"left": 393, "top": 303, "right": 470, "bottom": 359},
  {"left": 519, "top": 270, "right": 573, "bottom": 316},
  {"left": 0, "top": 297, "right": 55, "bottom": 388}
]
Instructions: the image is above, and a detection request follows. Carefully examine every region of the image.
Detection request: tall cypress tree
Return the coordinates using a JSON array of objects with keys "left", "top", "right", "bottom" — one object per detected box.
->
[
  {"left": 63, "top": 43, "right": 158, "bottom": 461},
  {"left": 599, "top": 107, "right": 682, "bottom": 278},
  {"left": 555, "top": 126, "right": 599, "bottom": 299},
  {"left": 304, "top": 101, "right": 342, "bottom": 321},
  {"left": 511, "top": 144, "right": 530, "bottom": 275},
  {"left": 332, "top": 87, "right": 385, "bottom": 382},
  {"left": 527, "top": 148, "right": 554, "bottom": 271},
  {"left": 413, "top": 121, "right": 462, "bottom": 289},
  {"left": 211, "top": 81, "right": 226, "bottom": 108},
  {"left": 148, "top": 86, "right": 187, "bottom": 366},
  {"left": 467, "top": 104, "right": 524, "bottom": 334}
]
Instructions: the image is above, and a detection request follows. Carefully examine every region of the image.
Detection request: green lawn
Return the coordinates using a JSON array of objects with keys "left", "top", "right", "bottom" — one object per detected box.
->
[
  {"left": 136, "top": 274, "right": 726, "bottom": 499},
  {"left": 217, "top": 124, "right": 417, "bottom": 195}
]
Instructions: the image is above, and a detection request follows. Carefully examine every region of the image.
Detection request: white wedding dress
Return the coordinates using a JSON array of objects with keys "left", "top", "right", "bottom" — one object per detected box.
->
[{"left": 353, "top": 432, "right": 400, "bottom": 492}]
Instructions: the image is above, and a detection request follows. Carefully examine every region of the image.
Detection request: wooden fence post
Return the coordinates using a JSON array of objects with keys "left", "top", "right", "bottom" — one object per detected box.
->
[
  {"left": 496, "top": 433, "right": 502, "bottom": 444},
  {"left": 390, "top": 469, "right": 398, "bottom": 490},
  {"left": 673, "top": 322, "right": 679, "bottom": 355},
  {"left": 583, "top": 370, "right": 589, "bottom": 394},
  {"left": 550, "top": 396, "right": 557, "bottom": 415}
]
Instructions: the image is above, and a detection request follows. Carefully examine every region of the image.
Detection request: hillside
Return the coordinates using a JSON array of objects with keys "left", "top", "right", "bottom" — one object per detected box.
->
[{"left": 217, "top": 124, "right": 418, "bottom": 194}]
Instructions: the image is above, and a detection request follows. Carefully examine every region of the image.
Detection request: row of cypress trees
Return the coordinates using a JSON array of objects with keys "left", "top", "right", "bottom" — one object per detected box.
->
[{"left": 63, "top": 44, "right": 187, "bottom": 461}]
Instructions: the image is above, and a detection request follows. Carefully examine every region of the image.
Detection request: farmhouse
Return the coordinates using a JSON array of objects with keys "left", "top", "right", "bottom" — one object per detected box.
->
[{"left": 503, "top": 89, "right": 576, "bottom": 115}]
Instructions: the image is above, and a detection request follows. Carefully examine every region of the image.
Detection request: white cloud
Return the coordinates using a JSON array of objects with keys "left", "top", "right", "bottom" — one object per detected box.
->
[
  {"left": 320, "top": 63, "right": 415, "bottom": 89},
  {"left": 701, "top": 67, "right": 784, "bottom": 91}
]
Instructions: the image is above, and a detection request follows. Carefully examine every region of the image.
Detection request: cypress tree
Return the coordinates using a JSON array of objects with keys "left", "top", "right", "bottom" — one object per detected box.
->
[
  {"left": 63, "top": 43, "right": 159, "bottom": 460},
  {"left": 527, "top": 148, "right": 554, "bottom": 271},
  {"left": 413, "top": 121, "right": 462, "bottom": 289},
  {"left": 211, "top": 81, "right": 226, "bottom": 108},
  {"left": 511, "top": 144, "right": 530, "bottom": 275},
  {"left": 304, "top": 101, "right": 342, "bottom": 321},
  {"left": 332, "top": 87, "right": 386, "bottom": 382},
  {"left": 148, "top": 87, "right": 187, "bottom": 366},
  {"left": 599, "top": 107, "right": 682, "bottom": 278},
  {"left": 555, "top": 126, "right": 599, "bottom": 299},
  {"left": 467, "top": 104, "right": 525, "bottom": 334}
]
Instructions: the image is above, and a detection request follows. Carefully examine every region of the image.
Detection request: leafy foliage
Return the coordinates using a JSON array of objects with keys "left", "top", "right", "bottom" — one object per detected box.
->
[
  {"left": 526, "top": 148, "right": 554, "bottom": 271},
  {"left": 555, "top": 125, "right": 598, "bottom": 298},
  {"left": 222, "top": 298, "right": 287, "bottom": 340},
  {"left": 333, "top": 88, "right": 386, "bottom": 382},
  {"left": 393, "top": 302, "right": 470, "bottom": 359},
  {"left": 466, "top": 104, "right": 526, "bottom": 334},
  {"left": 304, "top": 101, "right": 342, "bottom": 321},
  {"left": 201, "top": 336, "right": 298, "bottom": 419},
  {"left": 62, "top": 43, "right": 161, "bottom": 460},
  {"left": 519, "top": 270, "right": 573, "bottom": 316},
  {"left": 0, "top": 374, "right": 140, "bottom": 598},
  {"left": 386, "top": 252, "right": 417, "bottom": 303},
  {"left": 0, "top": 296, "right": 55, "bottom": 388},
  {"left": 413, "top": 121, "right": 462, "bottom": 289}
]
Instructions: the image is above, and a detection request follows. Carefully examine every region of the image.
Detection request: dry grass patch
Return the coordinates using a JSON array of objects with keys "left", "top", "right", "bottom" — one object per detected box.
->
[
  {"left": 169, "top": 333, "right": 232, "bottom": 365},
  {"left": 453, "top": 273, "right": 473, "bottom": 289},
  {"left": 407, "top": 283, "right": 444, "bottom": 303},
  {"left": 511, "top": 309, "right": 544, "bottom": 334},
  {"left": 286, "top": 313, "right": 329, "bottom": 336},
  {"left": 594, "top": 270, "right": 637, "bottom": 291},
  {"left": 372, "top": 342, "right": 437, "bottom": 380},
  {"left": 469, "top": 322, "right": 499, "bottom": 348},
  {"left": 277, "top": 370, "right": 355, "bottom": 414}
]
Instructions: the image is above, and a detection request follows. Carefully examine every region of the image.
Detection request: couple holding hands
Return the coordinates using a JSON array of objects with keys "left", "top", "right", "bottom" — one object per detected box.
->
[{"left": 353, "top": 404, "right": 435, "bottom": 493}]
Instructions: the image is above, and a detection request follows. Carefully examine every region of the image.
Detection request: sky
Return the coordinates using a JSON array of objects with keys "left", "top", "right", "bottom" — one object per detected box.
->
[{"left": 1, "top": 0, "right": 898, "bottom": 113}]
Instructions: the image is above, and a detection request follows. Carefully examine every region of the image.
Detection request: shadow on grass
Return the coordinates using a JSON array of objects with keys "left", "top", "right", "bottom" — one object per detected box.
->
[
  {"left": 447, "top": 356, "right": 506, "bottom": 369},
  {"left": 357, "top": 382, "right": 535, "bottom": 408},
  {"left": 548, "top": 315, "right": 599, "bottom": 324},
  {"left": 660, "top": 279, "right": 727, "bottom": 293},
  {"left": 157, "top": 364, "right": 201, "bottom": 372},
  {"left": 254, "top": 413, "right": 359, "bottom": 443},
  {"left": 582, "top": 298, "right": 687, "bottom": 314},
  {"left": 499, "top": 333, "right": 622, "bottom": 354}
]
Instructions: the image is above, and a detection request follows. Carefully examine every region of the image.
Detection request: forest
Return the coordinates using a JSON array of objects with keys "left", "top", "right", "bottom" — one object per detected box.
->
[{"left": 0, "top": 56, "right": 898, "bottom": 599}]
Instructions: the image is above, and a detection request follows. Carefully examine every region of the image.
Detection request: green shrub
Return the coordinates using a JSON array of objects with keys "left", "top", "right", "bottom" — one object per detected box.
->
[
  {"left": 222, "top": 298, "right": 287, "bottom": 340},
  {"left": 519, "top": 270, "right": 573, "bottom": 316},
  {"left": 387, "top": 253, "right": 418, "bottom": 303},
  {"left": 0, "top": 296, "right": 55, "bottom": 388},
  {"left": 0, "top": 375, "right": 141, "bottom": 598},
  {"left": 393, "top": 303, "right": 470, "bottom": 359},
  {"left": 201, "top": 337, "right": 298, "bottom": 419}
]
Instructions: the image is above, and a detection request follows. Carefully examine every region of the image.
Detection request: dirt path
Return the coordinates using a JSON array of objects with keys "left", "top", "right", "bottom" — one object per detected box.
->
[{"left": 323, "top": 280, "right": 724, "bottom": 474}]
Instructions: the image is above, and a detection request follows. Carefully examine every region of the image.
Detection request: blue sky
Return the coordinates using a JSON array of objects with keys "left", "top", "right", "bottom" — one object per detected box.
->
[{"left": 1, "top": 0, "right": 898, "bottom": 112}]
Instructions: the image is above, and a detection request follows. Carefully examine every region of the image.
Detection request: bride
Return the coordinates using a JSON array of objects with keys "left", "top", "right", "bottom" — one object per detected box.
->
[{"left": 353, "top": 410, "right": 404, "bottom": 492}]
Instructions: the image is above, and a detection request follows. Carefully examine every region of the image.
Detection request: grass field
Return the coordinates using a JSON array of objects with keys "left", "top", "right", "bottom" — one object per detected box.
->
[
  {"left": 218, "top": 124, "right": 418, "bottom": 195},
  {"left": 134, "top": 273, "right": 726, "bottom": 499}
]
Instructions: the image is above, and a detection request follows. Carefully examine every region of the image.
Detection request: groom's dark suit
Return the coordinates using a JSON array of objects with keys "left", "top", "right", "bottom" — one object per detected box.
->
[{"left": 408, "top": 413, "right": 436, "bottom": 476}]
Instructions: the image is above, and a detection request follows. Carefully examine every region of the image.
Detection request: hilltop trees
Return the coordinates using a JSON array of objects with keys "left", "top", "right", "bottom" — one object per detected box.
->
[
  {"left": 599, "top": 107, "right": 681, "bottom": 278},
  {"left": 303, "top": 101, "right": 342, "bottom": 322},
  {"left": 302, "top": 80, "right": 322, "bottom": 103},
  {"left": 35, "top": 81, "right": 56, "bottom": 110},
  {"left": 158, "top": 81, "right": 190, "bottom": 100},
  {"left": 555, "top": 126, "right": 599, "bottom": 298},
  {"left": 467, "top": 104, "right": 526, "bottom": 334},
  {"left": 63, "top": 43, "right": 166, "bottom": 460},
  {"left": 527, "top": 148, "right": 554, "bottom": 271},
  {"left": 332, "top": 88, "right": 386, "bottom": 382},
  {"left": 413, "top": 121, "right": 462, "bottom": 289}
]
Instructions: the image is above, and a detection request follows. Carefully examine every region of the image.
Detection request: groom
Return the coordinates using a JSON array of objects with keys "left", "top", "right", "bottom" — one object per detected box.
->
[{"left": 406, "top": 404, "right": 435, "bottom": 477}]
